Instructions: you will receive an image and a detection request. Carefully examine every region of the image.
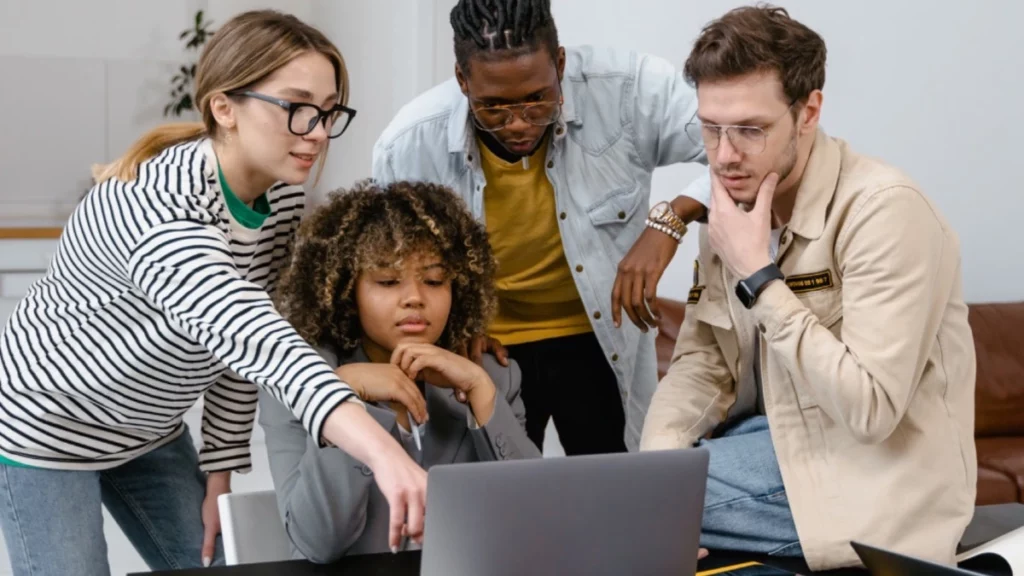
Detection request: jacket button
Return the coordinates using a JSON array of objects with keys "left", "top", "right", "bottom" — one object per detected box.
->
[
  {"left": 556, "top": 126, "right": 564, "bottom": 135},
  {"left": 618, "top": 211, "right": 626, "bottom": 220},
  {"left": 593, "top": 311, "right": 602, "bottom": 320},
  {"left": 495, "top": 434, "right": 506, "bottom": 448},
  {"left": 611, "top": 354, "right": 619, "bottom": 362},
  {"left": 575, "top": 264, "right": 583, "bottom": 273},
  {"left": 559, "top": 212, "right": 567, "bottom": 220},
  {"left": 467, "top": 154, "right": 474, "bottom": 162},
  {"left": 359, "top": 465, "right": 373, "bottom": 477},
  {"left": 547, "top": 161, "right": 554, "bottom": 168}
]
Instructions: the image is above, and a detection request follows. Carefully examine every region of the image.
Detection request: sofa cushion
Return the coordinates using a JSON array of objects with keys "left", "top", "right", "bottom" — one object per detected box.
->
[
  {"left": 970, "top": 303, "right": 1024, "bottom": 437},
  {"left": 977, "top": 466, "right": 1019, "bottom": 505}
]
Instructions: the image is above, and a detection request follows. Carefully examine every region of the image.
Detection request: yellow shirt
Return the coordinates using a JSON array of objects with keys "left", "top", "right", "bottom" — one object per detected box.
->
[{"left": 479, "top": 136, "right": 593, "bottom": 346}]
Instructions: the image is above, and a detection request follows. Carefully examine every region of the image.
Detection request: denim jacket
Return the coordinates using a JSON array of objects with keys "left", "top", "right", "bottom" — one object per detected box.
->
[{"left": 372, "top": 45, "right": 711, "bottom": 450}]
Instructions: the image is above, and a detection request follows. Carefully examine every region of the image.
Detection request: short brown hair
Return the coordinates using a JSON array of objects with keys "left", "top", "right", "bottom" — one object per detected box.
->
[
  {"left": 276, "top": 180, "right": 497, "bottom": 357},
  {"left": 684, "top": 4, "right": 826, "bottom": 104}
]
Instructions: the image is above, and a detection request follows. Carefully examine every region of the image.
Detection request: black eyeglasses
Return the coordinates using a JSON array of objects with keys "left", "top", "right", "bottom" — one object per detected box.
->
[{"left": 227, "top": 90, "right": 357, "bottom": 139}]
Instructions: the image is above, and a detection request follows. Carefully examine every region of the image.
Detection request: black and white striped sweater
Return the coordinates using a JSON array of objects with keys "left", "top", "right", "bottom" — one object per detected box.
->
[{"left": 0, "top": 139, "right": 356, "bottom": 472}]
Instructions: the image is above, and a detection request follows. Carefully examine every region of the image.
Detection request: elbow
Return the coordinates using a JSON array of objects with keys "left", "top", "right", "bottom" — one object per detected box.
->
[
  {"left": 285, "top": 513, "right": 349, "bottom": 564},
  {"left": 844, "top": 409, "right": 901, "bottom": 446}
]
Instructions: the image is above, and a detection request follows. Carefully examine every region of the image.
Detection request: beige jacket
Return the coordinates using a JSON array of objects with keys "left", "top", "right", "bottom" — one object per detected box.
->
[{"left": 641, "top": 130, "right": 977, "bottom": 571}]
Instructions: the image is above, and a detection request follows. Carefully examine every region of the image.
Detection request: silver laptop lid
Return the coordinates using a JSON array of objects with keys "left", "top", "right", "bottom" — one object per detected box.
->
[{"left": 421, "top": 448, "right": 709, "bottom": 576}]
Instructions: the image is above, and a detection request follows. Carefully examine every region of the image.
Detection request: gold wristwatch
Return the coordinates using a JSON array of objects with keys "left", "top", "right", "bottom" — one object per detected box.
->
[{"left": 645, "top": 201, "right": 687, "bottom": 243}]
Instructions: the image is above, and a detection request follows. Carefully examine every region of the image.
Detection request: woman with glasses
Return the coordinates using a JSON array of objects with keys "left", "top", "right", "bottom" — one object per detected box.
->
[
  {"left": 0, "top": 10, "right": 425, "bottom": 575},
  {"left": 371, "top": 0, "right": 713, "bottom": 456}
]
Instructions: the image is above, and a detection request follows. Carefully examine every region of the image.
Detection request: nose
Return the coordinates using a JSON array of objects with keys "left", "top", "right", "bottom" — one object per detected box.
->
[
  {"left": 400, "top": 281, "right": 425, "bottom": 308},
  {"left": 715, "top": 130, "right": 742, "bottom": 165},
  {"left": 303, "top": 118, "right": 329, "bottom": 143},
  {"left": 503, "top": 110, "right": 533, "bottom": 135}
]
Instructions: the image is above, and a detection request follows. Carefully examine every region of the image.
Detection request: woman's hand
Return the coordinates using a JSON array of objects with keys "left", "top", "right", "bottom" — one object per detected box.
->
[
  {"left": 321, "top": 402, "right": 428, "bottom": 551},
  {"left": 201, "top": 471, "right": 231, "bottom": 567},
  {"left": 391, "top": 343, "right": 497, "bottom": 425},
  {"left": 336, "top": 363, "right": 427, "bottom": 425},
  {"left": 390, "top": 343, "right": 487, "bottom": 393}
]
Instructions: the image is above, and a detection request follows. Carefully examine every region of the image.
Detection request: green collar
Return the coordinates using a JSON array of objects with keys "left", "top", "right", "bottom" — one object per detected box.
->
[{"left": 218, "top": 163, "right": 270, "bottom": 230}]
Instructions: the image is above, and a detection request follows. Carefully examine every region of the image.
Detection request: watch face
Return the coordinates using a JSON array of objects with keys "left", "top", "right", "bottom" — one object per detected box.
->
[
  {"left": 649, "top": 202, "right": 669, "bottom": 219},
  {"left": 735, "top": 280, "right": 756, "bottom": 308}
]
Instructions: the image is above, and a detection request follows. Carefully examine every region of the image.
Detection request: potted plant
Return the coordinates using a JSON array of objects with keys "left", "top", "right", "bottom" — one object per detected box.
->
[{"left": 165, "top": 10, "right": 216, "bottom": 117}]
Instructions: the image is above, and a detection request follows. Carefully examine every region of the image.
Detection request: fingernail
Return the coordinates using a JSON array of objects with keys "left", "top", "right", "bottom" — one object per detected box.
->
[
  {"left": 203, "top": 557, "right": 211, "bottom": 567},
  {"left": 391, "top": 546, "right": 399, "bottom": 554}
]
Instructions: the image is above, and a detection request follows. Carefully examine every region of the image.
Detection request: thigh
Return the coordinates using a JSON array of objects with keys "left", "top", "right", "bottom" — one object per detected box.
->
[
  {"left": 506, "top": 340, "right": 552, "bottom": 451},
  {"left": 0, "top": 464, "right": 109, "bottom": 576},
  {"left": 100, "top": 429, "right": 224, "bottom": 571},
  {"left": 698, "top": 416, "right": 801, "bottom": 556},
  {"left": 548, "top": 333, "right": 626, "bottom": 456}
]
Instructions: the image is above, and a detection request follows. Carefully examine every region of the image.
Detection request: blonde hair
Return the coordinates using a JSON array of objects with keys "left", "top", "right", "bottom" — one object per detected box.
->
[{"left": 93, "top": 10, "right": 349, "bottom": 183}]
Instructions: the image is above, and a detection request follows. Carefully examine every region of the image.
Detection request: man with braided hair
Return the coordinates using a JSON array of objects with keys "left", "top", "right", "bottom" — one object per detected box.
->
[{"left": 373, "top": 0, "right": 711, "bottom": 455}]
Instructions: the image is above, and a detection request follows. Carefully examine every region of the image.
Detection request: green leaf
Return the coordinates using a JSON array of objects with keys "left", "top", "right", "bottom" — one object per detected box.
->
[
  {"left": 179, "top": 30, "right": 189, "bottom": 40},
  {"left": 195, "top": 10, "right": 203, "bottom": 26}
]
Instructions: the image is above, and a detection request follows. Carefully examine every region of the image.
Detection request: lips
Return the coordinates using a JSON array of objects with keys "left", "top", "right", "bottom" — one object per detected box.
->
[
  {"left": 290, "top": 152, "right": 316, "bottom": 168},
  {"left": 397, "top": 315, "right": 429, "bottom": 334}
]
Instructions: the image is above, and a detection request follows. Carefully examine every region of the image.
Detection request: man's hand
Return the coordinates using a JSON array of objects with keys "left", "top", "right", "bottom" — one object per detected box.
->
[
  {"left": 201, "top": 471, "right": 231, "bottom": 567},
  {"left": 612, "top": 227, "right": 678, "bottom": 331},
  {"left": 708, "top": 173, "right": 778, "bottom": 279},
  {"left": 467, "top": 334, "right": 509, "bottom": 367},
  {"left": 612, "top": 196, "right": 704, "bottom": 332}
]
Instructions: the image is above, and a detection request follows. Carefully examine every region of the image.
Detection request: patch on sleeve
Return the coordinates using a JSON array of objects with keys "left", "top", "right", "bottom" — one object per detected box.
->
[
  {"left": 687, "top": 286, "right": 704, "bottom": 304},
  {"left": 785, "top": 270, "right": 834, "bottom": 293}
]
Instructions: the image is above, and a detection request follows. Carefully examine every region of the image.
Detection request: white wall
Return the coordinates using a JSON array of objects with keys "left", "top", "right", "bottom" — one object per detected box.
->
[{"left": 432, "top": 0, "right": 1024, "bottom": 304}]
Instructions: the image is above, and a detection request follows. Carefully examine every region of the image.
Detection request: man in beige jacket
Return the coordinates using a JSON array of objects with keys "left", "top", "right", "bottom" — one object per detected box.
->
[{"left": 640, "top": 5, "right": 977, "bottom": 571}]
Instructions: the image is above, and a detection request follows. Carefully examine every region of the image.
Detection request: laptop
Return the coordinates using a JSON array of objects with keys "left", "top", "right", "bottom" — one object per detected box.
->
[
  {"left": 851, "top": 541, "right": 981, "bottom": 575},
  {"left": 420, "top": 448, "right": 709, "bottom": 576}
]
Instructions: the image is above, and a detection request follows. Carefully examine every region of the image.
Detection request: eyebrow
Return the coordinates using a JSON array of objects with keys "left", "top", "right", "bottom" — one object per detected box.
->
[
  {"left": 697, "top": 114, "right": 774, "bottom": 127},
  {"left": 280, "top": 87, "right": 340, "bottom": 106},
  {"left": 421, "top": 263, "right": 445, "bottom": 271},
  {"left": 478, "top": 89, "right": 549, "bottom": 105}
]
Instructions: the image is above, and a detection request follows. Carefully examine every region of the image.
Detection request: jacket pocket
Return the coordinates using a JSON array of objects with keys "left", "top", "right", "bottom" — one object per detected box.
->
[{"left": 585, "top": 186, "right": 645, "bottom": 227}]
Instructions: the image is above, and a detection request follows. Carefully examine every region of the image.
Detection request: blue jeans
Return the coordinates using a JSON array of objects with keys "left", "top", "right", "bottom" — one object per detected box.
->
[
  {"left": 699, "top": 415, "right": 803, "bottom": 557},
  {"left": 0, "top": 427, "right": 224, "bottom": 575}
]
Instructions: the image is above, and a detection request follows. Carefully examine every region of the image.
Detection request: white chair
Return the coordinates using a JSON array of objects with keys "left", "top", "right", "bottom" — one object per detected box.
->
[{"left": 218, "top": 490, "right": 293, "bottom": 565}]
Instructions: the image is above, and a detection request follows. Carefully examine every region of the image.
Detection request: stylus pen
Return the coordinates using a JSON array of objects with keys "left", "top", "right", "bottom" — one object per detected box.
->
[{"left": 409, "top": 419, "right": 423, "bottom": 452}]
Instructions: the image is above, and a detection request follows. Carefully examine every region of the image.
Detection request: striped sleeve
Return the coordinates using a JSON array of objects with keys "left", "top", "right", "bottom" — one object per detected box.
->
[
  {"left": 127, "top": 220, "right": 356, "bottom": 447},
  {"left": 199, "top": 370, "right": 257, "bottom": 473}
]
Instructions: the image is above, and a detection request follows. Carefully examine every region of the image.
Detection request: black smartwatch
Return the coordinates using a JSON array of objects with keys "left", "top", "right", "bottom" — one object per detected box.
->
[{"left": 735, "top": 263, "right": 785, "bottom": 309}]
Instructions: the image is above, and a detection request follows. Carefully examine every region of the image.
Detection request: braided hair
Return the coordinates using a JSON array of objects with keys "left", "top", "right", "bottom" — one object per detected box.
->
[{"left": 451, "top": 0, "right": 559, "bottom": 71}]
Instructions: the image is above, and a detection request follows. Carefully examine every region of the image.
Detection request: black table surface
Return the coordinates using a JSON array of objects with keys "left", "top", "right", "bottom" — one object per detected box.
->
[{"left": 134, "top": 504, "right": 1024, "bottom": 576}]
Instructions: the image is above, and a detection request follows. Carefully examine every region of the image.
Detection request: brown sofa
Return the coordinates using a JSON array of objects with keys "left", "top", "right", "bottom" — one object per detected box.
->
[{"left": 653, "top": 298, "right": 1024, "bottom": 505}]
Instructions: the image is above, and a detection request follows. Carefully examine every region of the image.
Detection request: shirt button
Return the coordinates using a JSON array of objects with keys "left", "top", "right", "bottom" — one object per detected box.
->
[
  {"left": 547, "top": 161, "right": 554, "bottom": 168},
  {"left": 559, "top": 212, "right": 567, "bottom": 220},
  {"left": 556, "top": 126, "right": 564, "bottom": 135},
  {"left": 759, "top": 323, "right": 767, "bottom": 334},
  {"left": 611, "top": 354, "right": 619, "bottom": 362},
  {"left": 618, "top": 211, "right": 626, "bottom": 220},
  {"left": 467, "top": 154, "right": 474, "bottom": 162},
  {"left": 593, "top": 311, "right": 602, "bottom": 320},
  {"left": 575, "top": 264, "right": 583, "bottom": 273}
]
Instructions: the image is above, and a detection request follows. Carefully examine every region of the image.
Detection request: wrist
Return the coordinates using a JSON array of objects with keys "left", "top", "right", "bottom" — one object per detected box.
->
[
  {"left": 738, "top": 257, "right": 774, "bottom": 280},
  {"left": 670, "top": 195, "right": 706, "bottom": 224},
  {"left": 207, "top": 470, "right": 231, "bottom": 489}
]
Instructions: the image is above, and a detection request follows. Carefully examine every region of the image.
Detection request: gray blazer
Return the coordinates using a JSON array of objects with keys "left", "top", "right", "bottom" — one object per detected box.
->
[{"left": 258, "top": 348, "right": 541, "bottom": 563}]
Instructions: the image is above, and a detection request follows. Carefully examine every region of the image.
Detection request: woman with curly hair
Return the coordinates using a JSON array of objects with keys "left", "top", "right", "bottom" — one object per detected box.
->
[{"left": 259, "top": 180, "right": 541, "bottom": 561}]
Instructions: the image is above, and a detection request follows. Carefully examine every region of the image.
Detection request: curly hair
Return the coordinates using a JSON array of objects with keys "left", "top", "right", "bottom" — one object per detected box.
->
[{"left": 277, "top": 180, "right": 497, "bottom": 357}]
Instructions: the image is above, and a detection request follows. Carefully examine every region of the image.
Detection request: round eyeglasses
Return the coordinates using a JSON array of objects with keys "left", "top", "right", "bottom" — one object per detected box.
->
[
  {"left": 227, "top": 90, "right": 357, "bottom": 139},
  {"left": 685, "top": 101, "right": 797, "bottom": 155}
]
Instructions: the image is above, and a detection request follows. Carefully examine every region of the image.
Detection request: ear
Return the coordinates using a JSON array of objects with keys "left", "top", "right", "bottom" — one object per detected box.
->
[
  {"left": 798, "top": 90, "right": 823, "bottom": 136},
  {"left": 208, "top": 92, "right": 237, "bottom": 131},
  {"left": 455, "top": 64, "right": 470, "bottom": 98},
  {"left": 555, "top": 46, "right": 566, "bottom": 81}
]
